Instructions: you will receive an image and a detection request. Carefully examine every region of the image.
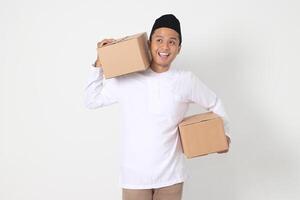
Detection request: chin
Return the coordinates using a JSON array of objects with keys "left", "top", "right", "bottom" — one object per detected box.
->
[{"left": 153, "top": 60, "right": 171, "bottom": 67}]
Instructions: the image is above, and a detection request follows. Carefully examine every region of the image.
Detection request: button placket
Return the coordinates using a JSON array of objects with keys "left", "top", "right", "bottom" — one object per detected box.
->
[{"left": 147, "top": 77, "right": 161, "bottom": 114}]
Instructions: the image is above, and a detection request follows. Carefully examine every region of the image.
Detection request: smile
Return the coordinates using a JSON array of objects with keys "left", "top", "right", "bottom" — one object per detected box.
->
[{"left": 158, "top": 52, "right": 170, "bottom": 58}]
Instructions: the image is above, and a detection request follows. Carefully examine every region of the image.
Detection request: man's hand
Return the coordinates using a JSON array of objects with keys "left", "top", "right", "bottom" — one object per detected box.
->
[
  {"left": 217, "top": 135, "right": 231, "bottom": 154},
  {"left": 94, "top": 38, "right": 116, "bottom": 68}
]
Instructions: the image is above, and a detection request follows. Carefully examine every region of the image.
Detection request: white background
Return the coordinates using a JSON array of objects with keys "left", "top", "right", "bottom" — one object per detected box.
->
[{"left": 1, "top": 0, "right": 300, "bottom": 199}]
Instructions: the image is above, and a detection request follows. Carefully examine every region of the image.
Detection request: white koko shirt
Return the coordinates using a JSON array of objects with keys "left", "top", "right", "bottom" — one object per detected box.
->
[{"left": 84, "top": 66, "right": 230, "bottom": 189}]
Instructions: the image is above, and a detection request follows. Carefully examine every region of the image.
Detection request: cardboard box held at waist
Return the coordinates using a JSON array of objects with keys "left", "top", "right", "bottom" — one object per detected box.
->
[
  {"left": 98, "top": 32, "right": 151, "bottom": 78},
  {"left": 178, "top": 112, "right": 229, "bottom": 159}
]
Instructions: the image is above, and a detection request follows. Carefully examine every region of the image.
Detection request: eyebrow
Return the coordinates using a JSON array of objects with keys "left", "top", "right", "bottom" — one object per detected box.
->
[{"left": 153, "top": 35, "right": 179, "bottom": 41}]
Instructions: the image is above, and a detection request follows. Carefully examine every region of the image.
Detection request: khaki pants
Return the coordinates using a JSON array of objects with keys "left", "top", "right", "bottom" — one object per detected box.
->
[{"left": 122, "top": 182, "right": 183, "bottom": 200}]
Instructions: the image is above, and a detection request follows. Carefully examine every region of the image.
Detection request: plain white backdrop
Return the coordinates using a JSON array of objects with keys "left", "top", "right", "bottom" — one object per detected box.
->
[{"left": 1, "top": 0, "right": 300, "bottom": 199}]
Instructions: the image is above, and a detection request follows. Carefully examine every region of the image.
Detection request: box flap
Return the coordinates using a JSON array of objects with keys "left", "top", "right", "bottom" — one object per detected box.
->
[{"left": 179, "top": 112, "right": 220, "bottom": 127}]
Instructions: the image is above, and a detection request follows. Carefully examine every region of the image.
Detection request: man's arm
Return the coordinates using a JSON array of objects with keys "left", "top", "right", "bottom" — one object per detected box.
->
[
  {"left": 186, "top": 72, "right": 231, "bottom": 149},
  {"left": 84, "top": 39, "right": 119, "bottom": 109},
  {"left": 84, "top": 65, "right": 119, "bottom": 109}
]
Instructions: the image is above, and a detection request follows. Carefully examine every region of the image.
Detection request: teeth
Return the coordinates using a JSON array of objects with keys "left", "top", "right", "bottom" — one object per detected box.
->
[{"left": 159, "top": 52, "right": 169, "bottom": 56}]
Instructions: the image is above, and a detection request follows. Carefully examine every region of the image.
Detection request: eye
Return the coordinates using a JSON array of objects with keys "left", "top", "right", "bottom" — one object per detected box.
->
[
  {"left": 169, "top": 40, "right": 176, "bottom": 45},
  {"left": 156, "top": 38, "right": 162, "bottom": 43}
]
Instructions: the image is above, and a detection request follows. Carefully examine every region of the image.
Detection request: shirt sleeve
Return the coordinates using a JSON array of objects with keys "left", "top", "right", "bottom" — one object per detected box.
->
[
  {"left": 84, "top": 65, "right": 119, "bottom": 109},
  {"left": 186, "top": 72, "right": 231, "bottom": 136}
]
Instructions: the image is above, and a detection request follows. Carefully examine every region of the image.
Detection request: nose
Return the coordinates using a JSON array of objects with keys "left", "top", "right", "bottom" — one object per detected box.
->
[{"left": 160, "top": 41, "right": 169, "bottom": 50}]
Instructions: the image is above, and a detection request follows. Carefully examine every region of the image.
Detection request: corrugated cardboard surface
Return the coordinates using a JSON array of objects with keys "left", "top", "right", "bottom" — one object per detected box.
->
[
  {"left": 98, "top": 32, "right": 151, "bottom": 78},
  {"left": 178, "top": 112, "right": 228, "bottom": 158}
]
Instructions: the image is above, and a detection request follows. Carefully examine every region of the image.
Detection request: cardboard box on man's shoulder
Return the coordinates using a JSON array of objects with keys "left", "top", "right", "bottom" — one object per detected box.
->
[
  {"left": 178, "top": 112, "right": 229, "bottom": 159},
  {"left": 98, "top": 32, "right": 151, "bottom": 78}
]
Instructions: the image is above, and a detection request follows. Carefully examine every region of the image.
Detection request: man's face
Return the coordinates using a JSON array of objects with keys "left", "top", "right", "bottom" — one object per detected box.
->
[{"left": 149, "top": 27, "right": 181, "bottom": 69}]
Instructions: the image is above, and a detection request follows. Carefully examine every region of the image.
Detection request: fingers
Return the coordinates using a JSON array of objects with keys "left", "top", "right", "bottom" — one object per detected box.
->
[
  {"left": 217, "top": 149, "right": 229, "bottom": 154},
  {"left": 226, "top": 135, "right": 231, "bottom": 145},
  {"left": 217, "top": 135, "right": 231, "bottom": 154},
  {"left": 94, "top": 38, "right": 116, "bottom": 68},
  {"left": 97, "top": 38, "right": 116, "bottom": 48}
]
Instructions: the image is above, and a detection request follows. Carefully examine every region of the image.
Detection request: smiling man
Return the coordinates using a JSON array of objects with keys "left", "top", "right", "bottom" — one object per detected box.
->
[
  {"left": 148, "top": 15, "right": 182, "bottom": 73},
  {"left": 85, "top": 14, "right": 230, "bottom": 200}
]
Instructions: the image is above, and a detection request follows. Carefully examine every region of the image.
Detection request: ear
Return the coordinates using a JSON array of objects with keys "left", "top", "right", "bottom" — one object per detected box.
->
[{"left": 177, "top": 45, "right": 181, "bottom": 54}]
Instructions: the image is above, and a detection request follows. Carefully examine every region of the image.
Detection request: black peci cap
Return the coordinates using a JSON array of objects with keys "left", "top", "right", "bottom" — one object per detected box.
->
[{"left": 150, "top": 14, "right": 182, "bottom": 45}]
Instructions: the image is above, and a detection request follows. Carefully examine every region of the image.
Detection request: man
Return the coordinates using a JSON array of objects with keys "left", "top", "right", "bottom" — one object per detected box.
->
[{"left": 85, "top": 14, "right": 230, "bottom": 200}]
